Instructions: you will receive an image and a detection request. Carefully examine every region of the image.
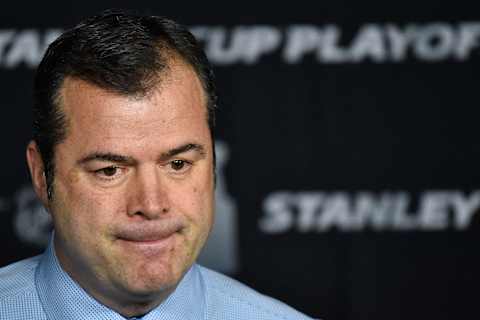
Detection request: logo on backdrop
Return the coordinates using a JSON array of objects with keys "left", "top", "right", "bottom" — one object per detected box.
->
[
  {"left": 259, "top": 190, "right": 480, "bottom": 233},
  {"left": 10, "top": 140, "right": 239, "bottom": 273},
  {"left": 193, "top": 23, "right": 480, "bottom": 64},
  {"left": 1, "top": 22, "right": 480, "bottom": 68},
  {"left": 13, "top": 185, "right": 51, "bottom": 246},
  {"left": 0, "top": 29, "right": 61, "bottom": 68},
  {"left": 197, "top": 141, "right": 239, "bottom": 273}
]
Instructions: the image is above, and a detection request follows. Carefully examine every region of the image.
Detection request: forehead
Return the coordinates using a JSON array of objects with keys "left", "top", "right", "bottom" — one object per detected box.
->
[
  {"left": 55, "top": 61, "right": 210, "bottom": 153},
  {"left": 62, "top": 64, "right": 207, "bottom": 126}
]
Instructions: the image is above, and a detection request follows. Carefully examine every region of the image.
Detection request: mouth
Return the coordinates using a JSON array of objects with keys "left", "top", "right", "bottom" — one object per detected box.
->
[
  {"left": 117, "top": 231, "right": 177, "bottom": 243},
  {"left": 114, "top": 222, "right": 184, "bottom": 252},
  {"left": 115, "top": 232, "right": 178, "bottom": 256}
]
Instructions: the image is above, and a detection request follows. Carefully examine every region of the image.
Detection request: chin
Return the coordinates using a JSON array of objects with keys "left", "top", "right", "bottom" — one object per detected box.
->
[
  {"left": 110, "top": 237, "right": 200, "bottom": 299},
  {"left": 120, "top": 261, "right": 184, "bottom": 298}
]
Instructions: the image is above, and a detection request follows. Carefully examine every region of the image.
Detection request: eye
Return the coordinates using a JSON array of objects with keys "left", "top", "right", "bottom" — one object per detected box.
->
[
  {"left": 94, "top": 166, "right": 123, "bottom": 180},
  {"left": 170, "top": 159, "right": 186, "bottom": 171},
  {"left": 167, "top": 159, "right": 193, "bottom": 174},
  {"left": 99, "top": 167, "right": 118, "bottom": 176}
]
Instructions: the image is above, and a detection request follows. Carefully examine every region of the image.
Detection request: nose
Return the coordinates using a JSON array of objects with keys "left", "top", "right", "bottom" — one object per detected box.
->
[{"left": 126, "top": 165, "right": 170, "bottom": 219}]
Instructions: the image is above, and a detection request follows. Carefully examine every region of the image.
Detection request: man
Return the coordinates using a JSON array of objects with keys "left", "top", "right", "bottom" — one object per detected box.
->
[{"left": 0, "top": 10, "right": 314, "bottom": 320}]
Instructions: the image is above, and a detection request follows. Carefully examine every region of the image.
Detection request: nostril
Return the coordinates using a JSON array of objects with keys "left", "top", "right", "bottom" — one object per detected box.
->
[
  {"left": 162, "top": 207, "right": 169, "bottom": 214},
  {"left": 128, "top": 211, "right": 144, "bottom": 217}
]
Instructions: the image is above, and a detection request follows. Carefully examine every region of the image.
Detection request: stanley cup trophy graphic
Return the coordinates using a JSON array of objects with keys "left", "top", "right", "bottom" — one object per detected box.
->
[{"left": 197, "top": 140, "right": 239, "bottom": 274}]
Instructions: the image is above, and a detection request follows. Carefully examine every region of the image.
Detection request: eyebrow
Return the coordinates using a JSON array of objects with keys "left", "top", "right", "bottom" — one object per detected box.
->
[
  {"left": 77, "top": 152, "right": 136, "bottom": 165},
  {"left": 159, "top": 143, "right": 206, "bottom": 161},
  {"left": 77, "top": 143, "right": 206, "bottom": 165}
]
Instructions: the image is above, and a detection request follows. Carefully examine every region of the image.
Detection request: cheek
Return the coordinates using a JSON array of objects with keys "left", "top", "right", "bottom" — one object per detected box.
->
[
  {"left": 53, "top": 179, "right": 126, "bottom": 235},
  {"left": 82, "top": 191, "right": 127, "bottom": 233},
  {"left": 173, "top": 181, "right": 214, "bottom": 223}
]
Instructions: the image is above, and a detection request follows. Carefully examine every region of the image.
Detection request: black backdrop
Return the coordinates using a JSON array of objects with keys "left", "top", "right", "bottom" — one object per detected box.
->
[{"left": 1, "top": 2, "right": 479, "bottom": 320}]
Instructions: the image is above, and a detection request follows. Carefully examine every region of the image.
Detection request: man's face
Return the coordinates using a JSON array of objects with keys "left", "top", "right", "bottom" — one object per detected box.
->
[{"left": 32, "top": 62, "right": 214, "bottom": 311}]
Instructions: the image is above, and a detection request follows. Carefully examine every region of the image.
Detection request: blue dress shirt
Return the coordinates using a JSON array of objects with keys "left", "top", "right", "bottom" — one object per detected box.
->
[{"left": 0, "top": 240, "right": 314, "bottom": 319}]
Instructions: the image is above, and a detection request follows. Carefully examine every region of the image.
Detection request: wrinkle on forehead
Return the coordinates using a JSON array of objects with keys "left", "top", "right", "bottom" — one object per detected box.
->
[
  {"left": 55, "top": 60, "right": 210, "bottom": 161},
  {"left": 59, "top": 61, "right": 207, "bottom": 136},
  {"left": 58, "top": 57, "right": 207, "bottom": 128}
]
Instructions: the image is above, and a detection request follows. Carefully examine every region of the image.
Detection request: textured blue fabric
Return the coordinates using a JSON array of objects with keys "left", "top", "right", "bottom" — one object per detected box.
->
[{"left": 0, "top": 240, "right": 314, "bottom": 320}]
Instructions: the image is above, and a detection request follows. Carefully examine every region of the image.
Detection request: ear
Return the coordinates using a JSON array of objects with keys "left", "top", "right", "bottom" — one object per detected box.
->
[{"left": 26, "top": 140, "right": 49, "bottom": 207}]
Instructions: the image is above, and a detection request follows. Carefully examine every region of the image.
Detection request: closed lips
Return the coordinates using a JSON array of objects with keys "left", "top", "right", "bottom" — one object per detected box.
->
[{"left": 115, "top": 221, "right": 184, "bottom": 242}]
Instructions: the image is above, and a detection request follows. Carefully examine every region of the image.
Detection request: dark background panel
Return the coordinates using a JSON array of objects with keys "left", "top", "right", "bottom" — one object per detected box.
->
[{"left": 1, "top": 2, "right": 479, "bottom": 320}]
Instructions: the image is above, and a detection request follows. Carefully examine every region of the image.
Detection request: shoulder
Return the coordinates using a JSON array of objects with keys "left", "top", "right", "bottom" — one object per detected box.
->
[
  {"left": 197, "top": 265, "right": 314, "bottom": 320},
  {"left": 0, "top": 255, "right": 46, "bottom": 319},
  {"left": 0, "top": 255, "right": 40, "bottom": 299}
]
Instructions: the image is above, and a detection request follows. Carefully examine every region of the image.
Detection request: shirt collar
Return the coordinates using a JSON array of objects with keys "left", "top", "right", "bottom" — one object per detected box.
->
[{"left": 35, "top": 238, "right": 206, "bottom": 320}]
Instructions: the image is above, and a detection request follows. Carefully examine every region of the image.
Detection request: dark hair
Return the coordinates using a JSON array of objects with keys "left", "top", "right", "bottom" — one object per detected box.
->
[{"left": 33, "top": 10, "right": 217, "bottom": 199}]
